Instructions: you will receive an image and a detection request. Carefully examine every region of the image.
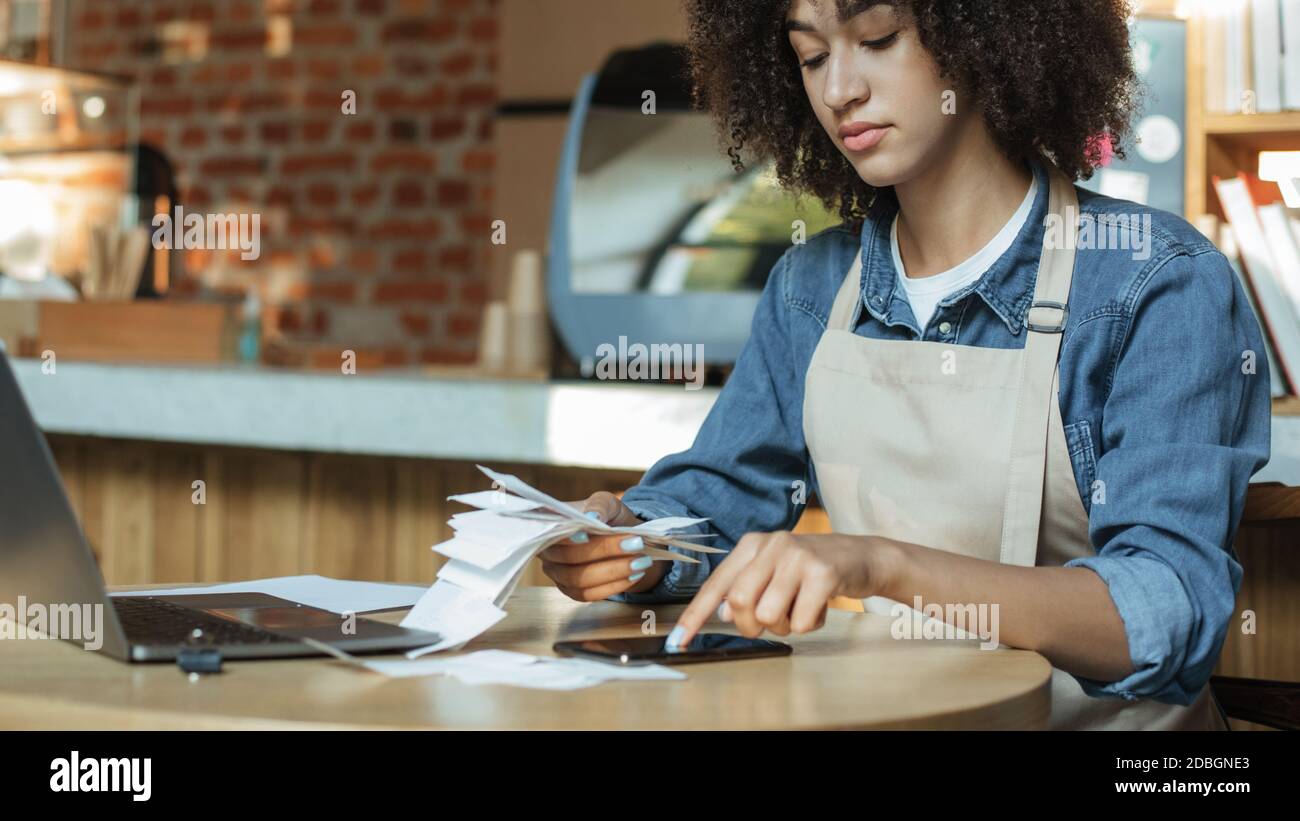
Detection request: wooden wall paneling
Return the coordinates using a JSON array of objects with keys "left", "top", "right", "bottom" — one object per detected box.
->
[
  {"left": 302, "top": 453, "right": 393, "bottom": 581},
  {"left": 1218, "top": 521, "right": 1300, "bottom": 682},
  {"left": 47, "top": 436, "right": 111, "bottom": 572},
  {"left": 1218, "top": 521, "right": 1300, "bottom": 730},
  {"left": 89, "top": 441, "right": 155, "bottom": 585},
  {"left": 389, "top": 458, "right": 446, "bottom": 584},
  {"left": 47, "top": 435, "right": 87, "bottom": 534},
  {"left": 197, "top": 447, "right": 225, "bottom": 582},
  {"left": 214, "top": 448, "right": 307, "bottom": 582},
  {"left": 150, "top": 445, "right": 204, "bottom": 583}
]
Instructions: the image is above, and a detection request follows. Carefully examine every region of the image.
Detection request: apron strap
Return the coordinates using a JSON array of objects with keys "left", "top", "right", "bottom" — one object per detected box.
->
[
  {"left": 999, "top": 168, "right": 1079, "bottom": 566},
  {"left": 828, "top": 250, "right": 864, "bottom": 332}
]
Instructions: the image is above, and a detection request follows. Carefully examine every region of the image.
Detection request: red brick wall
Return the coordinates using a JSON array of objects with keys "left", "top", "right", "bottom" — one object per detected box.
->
[{"left": 65, "top": 0, "right": 499, "bottom": 368}]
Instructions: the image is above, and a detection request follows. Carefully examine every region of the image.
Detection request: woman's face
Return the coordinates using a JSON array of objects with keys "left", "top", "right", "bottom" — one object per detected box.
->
[{"left": 786, "top": 0, "right": 964, "bottom": 188}]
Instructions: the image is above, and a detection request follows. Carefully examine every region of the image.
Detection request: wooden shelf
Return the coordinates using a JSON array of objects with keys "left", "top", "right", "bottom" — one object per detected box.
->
[
  {"left": 1274, "top": 396, "right": 1300, "bottom": 416},
  {"left": 0, "top": 132, "right": 128, "bottom": 155},
  {"left": 1243, "top": 482, "right": 1300, "bottom": 521},
  {"left": 1184, "top": 13, "right": 1300, "bottom": 219},
  {"left": 1203, "top": 111, "right": 1300, "bottom": 136}
]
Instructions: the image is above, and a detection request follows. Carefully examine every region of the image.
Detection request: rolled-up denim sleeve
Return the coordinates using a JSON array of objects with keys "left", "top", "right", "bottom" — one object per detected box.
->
[
  {"left": 1065, "top": 249, "right": 1271, "bottom": 704},
  {"left": 610, "top": 249, "right": 812, "bottom": 604}
]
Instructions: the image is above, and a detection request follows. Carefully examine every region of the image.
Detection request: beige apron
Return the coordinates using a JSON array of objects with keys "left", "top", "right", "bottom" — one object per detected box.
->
[{"left": 802, "top": 168, "right": 1225, "bottom": 730}]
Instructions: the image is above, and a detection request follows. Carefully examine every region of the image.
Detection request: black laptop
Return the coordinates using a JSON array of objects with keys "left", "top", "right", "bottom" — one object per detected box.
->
[{"left": 0, "top": 349, "right": 440, "bottom": 661}]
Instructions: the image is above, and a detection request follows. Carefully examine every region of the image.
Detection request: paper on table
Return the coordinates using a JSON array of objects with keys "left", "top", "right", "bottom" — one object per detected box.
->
[
  {"left": 348, "top": 649, "right": 686, "bottom": 689},
  {"left": 107, "top": 574, "right": 427, "bottom": 614},
  {"left": 400, "top": 580, "right": 507, "bottom": 657}
]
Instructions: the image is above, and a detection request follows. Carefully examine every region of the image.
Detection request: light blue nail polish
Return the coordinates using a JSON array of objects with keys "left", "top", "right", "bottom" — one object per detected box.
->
[
  {"left": 619, "top": 536, "right": 644, "bottom": 552},
  {"left": 628, "top": 572, "right": 646, "bottom": 583},
  {"left": 585, "top": 511, "right": 601, "bottom": 520},
  {"left": 716, "top": 602, "right": 730, "bottom": 621},
  {"left": 665, "top": 625, "right": 687, "bottom": 650},
  {"left": 629, "top": 555, "right": 652, "bottom": 571},
  {"left": 570, "top": 531, "right": 589, "bottom": 544}
]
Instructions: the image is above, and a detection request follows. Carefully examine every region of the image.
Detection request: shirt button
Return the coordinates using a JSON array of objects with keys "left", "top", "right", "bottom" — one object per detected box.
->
[
  {"left": 871, "top": 295, "right": 882, "bottom": 304},
  {"left": 938, "top": 321, "right": 952, "bottom": 335}
]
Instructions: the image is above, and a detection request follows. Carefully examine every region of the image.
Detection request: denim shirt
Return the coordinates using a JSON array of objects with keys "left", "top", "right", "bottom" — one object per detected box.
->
[{"left": 615, "top": 158, "right": 1272, "bottom": 706}]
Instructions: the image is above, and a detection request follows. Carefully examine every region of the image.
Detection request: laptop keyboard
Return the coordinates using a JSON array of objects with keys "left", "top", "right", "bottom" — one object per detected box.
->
[{"left": 113, "top": 596, "right": 296, "bottom": 647}]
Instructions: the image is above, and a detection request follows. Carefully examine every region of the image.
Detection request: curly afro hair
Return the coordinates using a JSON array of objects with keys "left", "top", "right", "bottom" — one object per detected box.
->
[{"left": 684, "top": 0, "right": 1139, "bottom": 228}]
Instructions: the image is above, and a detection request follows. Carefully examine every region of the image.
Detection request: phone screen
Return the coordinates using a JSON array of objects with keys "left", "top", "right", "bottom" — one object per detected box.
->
[{"left": 553, "top": 633, "right": 792, "bottom": 666}]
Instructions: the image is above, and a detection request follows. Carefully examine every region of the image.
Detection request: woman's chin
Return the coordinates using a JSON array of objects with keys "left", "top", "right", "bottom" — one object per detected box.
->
[{"left": 848, "top": 153, "right": 913, "bottom": 189}]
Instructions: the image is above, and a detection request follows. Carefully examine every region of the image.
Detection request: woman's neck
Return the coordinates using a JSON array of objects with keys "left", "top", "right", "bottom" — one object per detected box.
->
[{"left": 892, "top": 133, "right": 1034, "bottom": 279}]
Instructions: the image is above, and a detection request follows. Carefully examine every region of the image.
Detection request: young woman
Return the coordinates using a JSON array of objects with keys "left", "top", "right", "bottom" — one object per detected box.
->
[{"left": 539, "top": 0, "right": 1272, "bottom": 729}]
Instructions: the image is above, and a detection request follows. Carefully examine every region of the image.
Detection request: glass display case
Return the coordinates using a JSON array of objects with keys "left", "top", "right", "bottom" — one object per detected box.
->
[
  {"left": 548, "top": 44, "right": 841, "bottom": 369},
  {"left": 0, "top": 58, "right": 138, "bottom": 293},
  {"left": 0, "top": 0, "right": 59, "bottom": 65}
]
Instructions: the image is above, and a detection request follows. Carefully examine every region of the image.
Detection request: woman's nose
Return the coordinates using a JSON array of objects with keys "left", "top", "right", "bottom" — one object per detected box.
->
[{"left": 821, "top": 51, "right": 870, "bottom": 113}]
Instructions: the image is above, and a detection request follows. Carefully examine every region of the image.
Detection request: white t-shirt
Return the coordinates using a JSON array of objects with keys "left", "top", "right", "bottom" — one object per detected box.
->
[{"left": 891, "top": 175, "right": 1038, "bottom": 332}]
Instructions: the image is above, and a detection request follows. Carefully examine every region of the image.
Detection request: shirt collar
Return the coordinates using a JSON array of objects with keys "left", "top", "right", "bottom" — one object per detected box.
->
[{"left": 856, "top": 156, "right": 1053, "bottom": 337}]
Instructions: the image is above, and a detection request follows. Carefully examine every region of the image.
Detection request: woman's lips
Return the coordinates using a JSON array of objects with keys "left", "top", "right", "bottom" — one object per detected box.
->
[{"left": 841, "top": 124, "right": 891, "bottom": 152}]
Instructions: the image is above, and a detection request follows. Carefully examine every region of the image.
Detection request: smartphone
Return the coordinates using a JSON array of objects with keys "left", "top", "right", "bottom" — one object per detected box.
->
[{"left": 552, "top": 633, "right": 792, "bottom": 666}]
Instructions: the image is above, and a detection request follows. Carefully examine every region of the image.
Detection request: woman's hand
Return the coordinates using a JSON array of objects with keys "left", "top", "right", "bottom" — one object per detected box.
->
[
  {"left": 539, "top": 492, "right": 668, "bottom": 602},
  {"left": 667, "top": 532, "right": 896, "bottom": 648}
]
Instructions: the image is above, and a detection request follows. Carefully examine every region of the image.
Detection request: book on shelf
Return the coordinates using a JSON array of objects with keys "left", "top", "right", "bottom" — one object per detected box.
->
[
  {"left": 1214, "top": 174, "right": 1300, "bottom": 397},
  {"left": 1284, "top": 0, "right": 1300, "bottom": 108},
  {"left": 1225, "top": 1, "right": 1251, "bottom": 112},
  {"left": 1252, "top": 0, "right": 1284, "bottom": 112},
  {"left": 1207, "top": 0, "right": 1300, "bottom": 114},
  {"left": 1205, "top": 214, "right": 1291, "bottom": 397},
  {"left": 1206, "top": 7, "right": 1227, "bottom": 112}
]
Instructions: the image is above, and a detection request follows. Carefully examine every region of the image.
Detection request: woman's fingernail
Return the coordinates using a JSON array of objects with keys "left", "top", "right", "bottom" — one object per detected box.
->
[
  {"left": 665, "top": 626, "right": 687, "bottom": 650},
  {"left": 628, "top": 572, "right": 646, "bottom": 583},
  {"left": 717, "top": 602, "right": 732, "bottom": 622},
  {"left": 585, "top": 511, "right": 602, "bottom": 520},
  {"left": 629, "top": 555, "right": 652, "bottom": 571},
  {"left": 570, "top": 531, "right": 589, "bottom": 544},
  {"left": 619, "top": 536, "right": 644, "bottom": 552}
]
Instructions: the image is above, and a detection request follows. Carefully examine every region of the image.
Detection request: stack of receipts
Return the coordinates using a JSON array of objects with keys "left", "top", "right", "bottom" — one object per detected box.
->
[{"left": 398, "top": 465, "right": 718, "bottom": 658}]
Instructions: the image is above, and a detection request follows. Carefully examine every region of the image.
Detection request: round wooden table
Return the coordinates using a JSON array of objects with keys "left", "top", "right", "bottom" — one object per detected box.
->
[{"left": 0, "top": 587, "right": 1052, "bottom": 729}]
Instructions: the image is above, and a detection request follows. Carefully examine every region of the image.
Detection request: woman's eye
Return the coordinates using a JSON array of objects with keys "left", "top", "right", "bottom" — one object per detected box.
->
[
  {"left": 798, "top": 30, "right": 898, "bottom": 69},
  {"left": 861, "top": 32, "right": 899, "bottom": 50}
]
